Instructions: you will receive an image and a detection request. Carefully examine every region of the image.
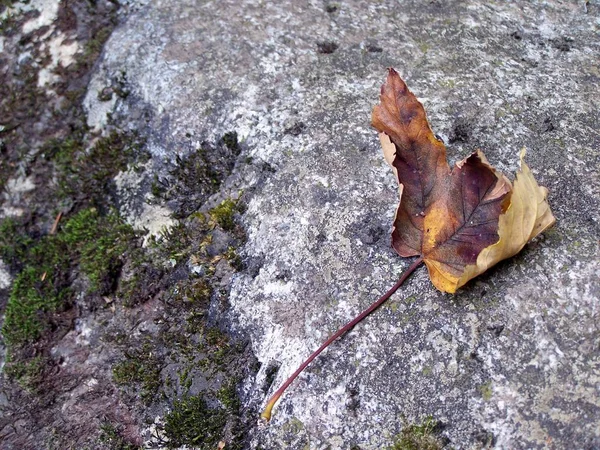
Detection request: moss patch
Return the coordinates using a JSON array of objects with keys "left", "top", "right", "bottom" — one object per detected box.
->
[
  {"left": 209, "top": 198, "right": 240, "bottom": 231},
  {"left": 479, "top": 381, "right": 493, "bottom": 401},
  {"left": 163, "top": 395, "right": 226, "bottom": 449},
  {"left": 112, "top": 341, "right": 163, "bottom": 405},
  {"left": 45, "top": 129, "right": 147, "bottom": 205},
  {"left": 1, "top": 208, "right": 137, "bottom": 349},
  {"left": 390, "top": 417, "right": 446, "bottom": 450}
]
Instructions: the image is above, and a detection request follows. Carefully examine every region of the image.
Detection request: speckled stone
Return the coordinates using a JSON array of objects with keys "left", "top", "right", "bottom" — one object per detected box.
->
[{"left": 85, "top": 1, "right": 600, "bottom": 448}]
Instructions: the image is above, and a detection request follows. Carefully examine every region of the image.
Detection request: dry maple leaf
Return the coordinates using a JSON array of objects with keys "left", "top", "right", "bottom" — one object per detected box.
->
[
  {"left": 260, "top": 69, "right": 555, "bottom": 422},
  {"left": 372, "top": 68, "right": 555, "bottom": 293}
]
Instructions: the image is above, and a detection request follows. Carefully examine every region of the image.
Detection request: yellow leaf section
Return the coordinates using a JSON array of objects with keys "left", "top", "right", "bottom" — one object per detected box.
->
[
  {"left": 424, "top": 259, "right": 462, "bottom": 293},
  {"left": 455, "top": 149, "right": 556, "bottom": 291}
]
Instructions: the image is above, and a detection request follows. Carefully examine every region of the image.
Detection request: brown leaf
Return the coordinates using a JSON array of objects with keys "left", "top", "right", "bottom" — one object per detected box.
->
[{"left": 372, "top": 68, "right": 555, "bottom": 293}]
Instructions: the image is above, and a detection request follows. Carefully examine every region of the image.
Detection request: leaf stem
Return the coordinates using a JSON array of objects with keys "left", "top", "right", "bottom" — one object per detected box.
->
[{"left": 260, "top": 256, "right": 424, "bottom": 421}]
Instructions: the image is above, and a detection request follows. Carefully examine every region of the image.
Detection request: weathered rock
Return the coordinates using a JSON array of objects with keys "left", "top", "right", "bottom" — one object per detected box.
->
[
  {"left": 4, "top": 0, "right": 600, "bottom": 448},
  {"left": 84, "top": 1, "right": 600, "bottom": 448}
]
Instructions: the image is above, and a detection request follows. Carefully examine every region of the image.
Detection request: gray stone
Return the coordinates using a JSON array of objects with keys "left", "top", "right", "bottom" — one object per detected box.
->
[{"left": 83, "top": 0, "right": 599, "bottom": 448}]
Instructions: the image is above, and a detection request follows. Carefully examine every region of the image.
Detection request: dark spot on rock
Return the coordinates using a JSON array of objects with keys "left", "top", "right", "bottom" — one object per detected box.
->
[
  {"left": 542, "top": 117, "right": 556, "bottom": 132},
  {"left": 284, "top": 121, "right": 305, "bottom": 136},
  {"left": 262, "top": 162, "right": 276, "bottom": 173},
  {"left": 469, "top": 350, "right": 483, "bottom": 363},
  {"left": 450, "top": 119, "right": 471, "bottom": 143},
  {"left": 275, "top": 269, "right": 291, "bottom": 282},
  {"left": 317, "top": 41, "right": 338, "bottom": 54},
  {"left": 263, "top": 362, "right": 280, "bottom": 392},
  {"left": 220, "top": 130, "right": 240, "bottom": 155},
  {"left": 325, "top": 4, "right": 339, "bottom": 13},
  {"left": 487, "top": 324, "right": 505, "bottom": 336},
  {"left": 56, "top": 4, "right": 78, "bottom": 33},
  {"left": 362, "top": 225, "right": 385, "bottom": 245},
  {"left": 347, "top": 386, "right": 360, "bottom": 413},
  {"left": 246, "top": 255, "right": 264, "bottom": 278},
  {"left": 510, "top": 31, "right": 523, "bottom": 40},
  {"left": 366, "top": 43, "right": 383, "bottom": 53},
  {"left": 551, "top": 36, "right": 573, "bottom": 52},
  {"left": 97, "top": 86, "right": 113, "bottom": 101},
  {"left": 519, "top": 320, "right": 534, "bottom": 335},
  {"left": 472, "top": 429, "right": 496, "bottom": 446}
]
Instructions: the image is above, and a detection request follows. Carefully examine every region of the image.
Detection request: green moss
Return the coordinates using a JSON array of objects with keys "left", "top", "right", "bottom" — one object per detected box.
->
[
  {"left": 178, "top": 366, "right": 193, "bottom": 393},
  {"left": 112, "top": 342, "right": 162, "bottom": 404},
  {"left": 209, "top": 199, "right": 238, "bottom": 231},
  {"left": 163, "top": 395, "right": 226, "bottom": 449},
  {"left": 390, "top": 417, "right": 445, "bottom": 450},
  {"left": 282, "top": 417, "right": 305, "bottom": 434},
  {"left": 479, "top": 381, "right": 493, "bottom": 401},
  {"left": 2, "top": 266, "right": 66, "bottom": 346},
  {"left": 62, "top": 208, "right": 136, "bottom": 293},
  {"left": 98, "top": 422, "right": 142, "bottom": 450},
  {"left": 216, "top": 378, "right": 240, "bottom": 413},
  {"left": 1, "top": 208, "right": 136, "bottom": 348},
  {"left": 151, "top": 222, "right": 193, "bottom": 263},
  {"left": 45, "top": 130, "right": 146, "bottom": 205},
  {"left": 3, "top": 355, "right": 47, "bottom": 391},
  {"left": 224, "top": 246, "right": 243, "bottom": 271}
]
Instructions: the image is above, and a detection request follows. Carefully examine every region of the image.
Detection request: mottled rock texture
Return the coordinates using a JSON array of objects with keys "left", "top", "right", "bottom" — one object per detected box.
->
[{"left": 4, "top": 0, "right": 600, "bottom": 448}]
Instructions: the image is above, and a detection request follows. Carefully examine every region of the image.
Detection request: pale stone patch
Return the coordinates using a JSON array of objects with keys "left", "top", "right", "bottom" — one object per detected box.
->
[
  {"left": 21, "top": 0, "right": 62, "bottom": 35},
  {"left": 0, "top": 260, "right": 11, "bottom": 290},
  {"left": 38, "top": 33, "right": 79, "bottom": 88},
  {"left": 114, "top": 165, "right": 176, "bottom": 246},
  {"left": 1, "top": 175, "right": 37, "bottom": 218},
  {"left": 84, "top": 72, "right": 118, "bottom": 131}
]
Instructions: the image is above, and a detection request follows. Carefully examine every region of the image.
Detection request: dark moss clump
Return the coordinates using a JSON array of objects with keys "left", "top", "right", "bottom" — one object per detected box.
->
[
  {"left": 223, "top": 246, "right": 243, "bottom": 271},
  {"left": 112, "top": 341, "right": 163, "bottom": 405},
  {"left": 151, "top": 133, "right": 241, "bottom": 218},
  {"left": 2, "top": 355, "right": 48, "bottom": 392},
  {"left": 46, "top": 130, "right": 147, "bottom": 205},
  {"left": 220, "top": 131, "right": 241, "bottom": 155},
  {"left": 0, "top": 217, "right": 33, "bottom": 268},
  {"left": 163, "top": 395, "right": 226, "bottom": 449},
  {"left": 216, "top": 378, "right": 240, "bottom": 413},
  {"left": 391, "top": 417, "right": 447, "bottom": 450},
  {"left": 117, "top": 248, "right": 165, "bottom": 307}
]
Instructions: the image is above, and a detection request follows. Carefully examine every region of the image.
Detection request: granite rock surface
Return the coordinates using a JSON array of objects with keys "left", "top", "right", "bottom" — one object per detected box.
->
[
  {"left": 86, "top": 0, "right": 600, "bottom": 448},
  {"left": 3, "top": 0, "right": 599, "bottom": 448}
]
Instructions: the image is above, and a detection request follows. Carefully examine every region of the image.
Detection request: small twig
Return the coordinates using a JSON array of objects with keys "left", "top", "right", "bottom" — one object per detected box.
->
[
  {"left": 50, "top": 211, "right": 63, "bottom": 235},
  {"left": 41, "top": 211, "right": 63, "bottom": 281}
]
